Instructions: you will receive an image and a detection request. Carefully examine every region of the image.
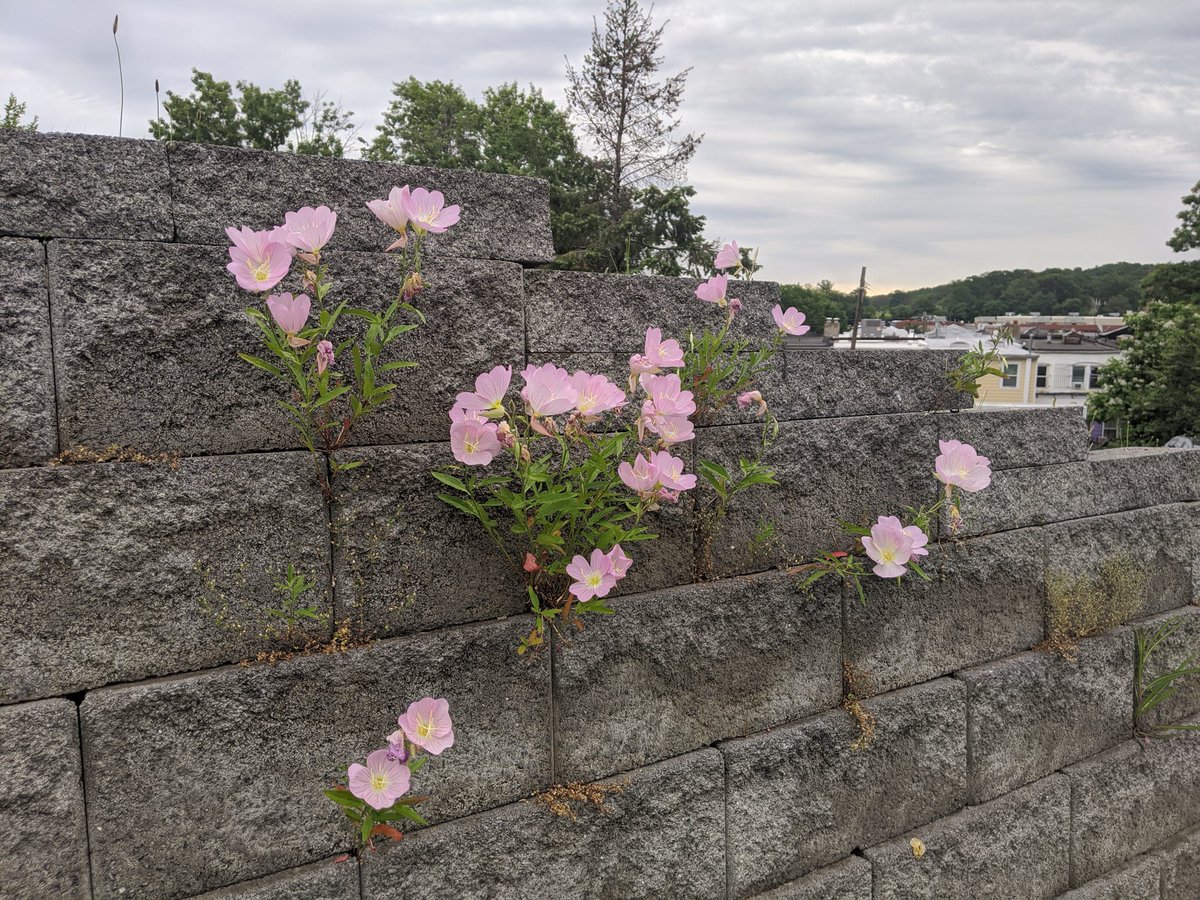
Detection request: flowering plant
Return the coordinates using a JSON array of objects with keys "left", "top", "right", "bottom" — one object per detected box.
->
[
  {"left": 226, "top": 187, "right": 460, "bottom": 490},
  {"left": 324, "top": 697, "right": 454, "bottom": 849},
  {"left": 435, "top": 240, "right": 796, "bottom": 651},
  {"left": 794, "top": 440, "right": 992, "bottom": 601}
]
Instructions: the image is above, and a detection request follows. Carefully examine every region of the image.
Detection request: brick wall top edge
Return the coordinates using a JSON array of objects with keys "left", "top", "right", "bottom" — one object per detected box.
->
[{"left": 167, "top": 138, "right": 555, "bottom": 262}]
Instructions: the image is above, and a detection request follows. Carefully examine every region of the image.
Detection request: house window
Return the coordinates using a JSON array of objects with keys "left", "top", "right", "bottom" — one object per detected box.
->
[
  {"left": 1088, "top": 367, "right": 1100, "bottom": 388},
  {"left": 1002, "top": 363, "right": 1019, "bottom": 388},
  {"left": 1036, "top": 365, "right": 1048, "bottom": 388},
  {"left": 1071, "top": 365, "right": 1086, "bottom": 389}
]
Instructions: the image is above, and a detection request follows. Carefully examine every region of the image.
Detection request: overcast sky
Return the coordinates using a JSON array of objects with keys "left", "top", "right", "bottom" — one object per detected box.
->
[{"left": 4, "top": 0, "right": 1198, "bottom": 291}]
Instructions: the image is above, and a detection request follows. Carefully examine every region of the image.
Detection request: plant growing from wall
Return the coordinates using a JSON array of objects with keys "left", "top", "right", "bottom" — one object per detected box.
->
[
  {"left": 945, "top": 340, "right": 1008, "bottom": 402},
  {"left": 792, "top": 440, "right": 993, "bottom": 601},
  {"left": 225, "top": 186, "right": 460, "bottom": 494},
  {"left": 1040, "top": 555, "right": 1147, "bottom": 659},
  {"left": 1133, "top": 617, "right": 1200, "bottom": 740},
  {"left": 326, "top": 698, "right": 454, "bottom": 849},
  {"left": 434, "top": 240, "right": 798, "bottom": 652}
]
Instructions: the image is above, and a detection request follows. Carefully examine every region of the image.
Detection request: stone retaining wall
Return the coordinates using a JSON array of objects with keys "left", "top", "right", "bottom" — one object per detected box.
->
[{"left": 1, "top": 131, "right": 1198, "bottom": 899}]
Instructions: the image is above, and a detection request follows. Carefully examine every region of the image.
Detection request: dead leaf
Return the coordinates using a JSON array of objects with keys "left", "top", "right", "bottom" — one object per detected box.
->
[{"left": 910, "top": 837, "right": 926, "bottom": 858}]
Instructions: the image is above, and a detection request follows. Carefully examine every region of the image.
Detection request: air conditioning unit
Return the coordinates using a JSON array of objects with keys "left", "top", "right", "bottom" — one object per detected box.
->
[{"left": 1071, "top": 381, "right": 1084, "bottom": 389}]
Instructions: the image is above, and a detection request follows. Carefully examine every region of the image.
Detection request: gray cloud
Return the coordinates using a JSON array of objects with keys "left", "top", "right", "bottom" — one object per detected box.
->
[{"left": 3, "top": 0, "right": 1197, "bottom": 290}]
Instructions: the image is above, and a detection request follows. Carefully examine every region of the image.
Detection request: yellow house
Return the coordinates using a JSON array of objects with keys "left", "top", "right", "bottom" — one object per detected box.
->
[{"left": 976, "top": 352, "right": 1039, "bottom": 406}]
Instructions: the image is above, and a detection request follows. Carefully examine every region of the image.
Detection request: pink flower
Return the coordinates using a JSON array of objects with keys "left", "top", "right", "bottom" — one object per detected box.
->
[
  {"left": 861, "top": 516, "right": 915, "bottom": 579},
  {"left": 269, "top": 225, "right": 298, "bottom": 258},
  {"left": 367, "top": 186, "right": 411, "bottom": 232},
  {"left": 316, "top": 340, "right": 335, "bottom": 375},
  {"left": 903, "top": 523, "right": 929, "bottom": 558},
  {"left": 449, "top": 405, "right": 486, "bottom": 425},
  {"left": 571, "top": 371, "right": 626, "bottom": 416},
  {"left": 619, "top": 453, "right": 660, "bottom": 494},
  {"left": 772, "top": 305, "right": 810, "bottom": 336},
  {"left": 396, "top": 697, "right": 455, "bottom": 755},
  {"left": 384, "top": 730, "right": 409, "bottom": 763},
  {"left": 643, "top": 327, "right": 684, "bottom": 369},
  {"left": 456, "top": 365, "right": 512, "bottom": 419},
  {"left": 281, "top": 205, "right": 337, "bottom": 254},
  {"left": 695, "top": 274, "right": 729, "bottom": 307},
  {"left": 728, "top": 298, "right": 743, "bottom": 318},
  {"left": 566, "top": 548, "right": 618, "bottom": 602},
  {"left": 641, "top": 374, "right": 696, "bottom": 417},
  {"left": 348, "top": 748, "right": 411, "bottom": 810},
  {"left": 737, "top": 390, "right": 767, "bottom": 418},
  {"left": 402, "top": 187, "right": 461, "bottom": 234},
  {"left": 266, "top": 293, "right": 312, "bottom": 346},
  {"left": 521, "top": 363, "right": 578, "bottom": 417},
  {"left": 605, "top": 544, "right": 632, "bottom": 579},
  {"left": 934, "top": 440, "right": 992, "bottom": 492},
  {"left": 225, "top": 226, "right": 292, "bottom": 292},
  {"left": 649, "top": 451, "right": 696, "bottom": 491},
  {"left": 450, "top": 420, "right": 502, "bottom": 465},
  {"left": 714, "top": 240, "right": 740, "bottom": 270},
  {"left": 648, "top": 414, "right": 695, "bottom": 445},
  {"left": 523, "top": 552, "right": 540, "bottom": 573}
]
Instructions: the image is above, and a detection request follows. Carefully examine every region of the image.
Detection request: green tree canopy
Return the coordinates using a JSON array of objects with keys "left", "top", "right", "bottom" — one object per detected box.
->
[
  {"left": 1167, "top": 179, "right": 1200, "bottom": 253},
  {"left": 365, "top": 78, "right": 482, "bottom": 167},
  {"left": 2, "top": 93, "right": 39, "bottom": 131}
]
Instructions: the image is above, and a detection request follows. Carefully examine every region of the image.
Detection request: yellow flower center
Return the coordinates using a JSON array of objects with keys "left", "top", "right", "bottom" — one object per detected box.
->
[
  {"left": 585, "top": 572, "right": 602, "bottom": 587},
  {"left": 417, "top": 717, "right": 435, "bottom": 738},
  {"left": 370, "top": 773, "right": 389, "bottom": 791},
  {"left": 464, "top": 438, "right": 478, "bottom": 454},
  {"left": 880, "top": 548, "right": 895, "bottom": 563},
  {"left": 251, "top": 259, "right": 271, "bottom": 282}
]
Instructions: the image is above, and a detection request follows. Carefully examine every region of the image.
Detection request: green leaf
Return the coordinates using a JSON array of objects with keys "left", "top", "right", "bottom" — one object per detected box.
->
[
  {"left": 379, "top": 360, "right": 418, "bottom": 372},
  {"left": 323, "top": 788, "right": 361, "bottom": 810},
  {"left": 313, "top": 385, "right": 351, "bottom": 409},
  {"left": 430, "top": 471, "right": 470, "bottom": 494},
  {"left": 238, "top": 352, "right": 283, "bottom": 377},
  {"left": 380, "top": 804, "right": 429, "bottom": 826}
]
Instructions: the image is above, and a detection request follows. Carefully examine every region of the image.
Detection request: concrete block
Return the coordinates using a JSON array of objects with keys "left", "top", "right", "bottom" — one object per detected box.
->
[
  {"left": 1089, "top": 447, "right": 1200, "bottom": 507},
  {"left": 696, "top": 414, "right": 940, "bottom": 578},
  {"left": 956, "top": 629, "right": 1132, "bottom": 804},
  {"left": 331, "top": 443, "right": 526, "bottom": 637},
  {"left": 1133, "top": 607, "right": 1200, "bottom": 730},
  {"left": 845, "top": 527, "right": 1046, "bottom": 696},
  {"left": 0, "top": 131, "right": 172, "bottom": 240},
  {"left": 1044, "top": 506, "right": 1196, "bottom": 621},
  {"left": 863, "top": 774, "right": 1070, "bottom": 899},
  {"left": 190, "top": 857, "right": 359, "bottom": 899},
  {"left": 49, "top": 239, "right": 523, "bottom": 453},
  {"left": 0, "top": 238, "right": 56, "bottom": 466},
  {"left": 524, "top": 269, "right": 780, "bottom": 354},
  {"left": 360, "top": 749, "right": 725, "bottom": 900},
  {"left": 0, "top": 699, "right": 90, "bottom": 899},
  {"left": 1058, "top": 854, "right": 1161, "bottom": 900},
  {"left": 169, "top": 141, "right": 555, "bottom": 262},
  {"left": 936, "top": 406, "right": 1089, "bottom": 470},
  {"left": 554, "top": 571, "right": 842, "bottom": 782},
  {"left": 81, "top": 616, "right": 551, "bottom": 899},
  {"left": 1066, "top": 723, "right": 1200, "bottom": 886},
  {"left": 1156, "top": 824, "right": 1200, "bottom": 900},
  {"left": 722, "top": 677, "right": 967, "bottom": 897},
  {"left": 0, "top": 452, "right": 328, "bottom": 703},
  {"left": 752, "top": 855, "right": 872, "bottom": 899}
]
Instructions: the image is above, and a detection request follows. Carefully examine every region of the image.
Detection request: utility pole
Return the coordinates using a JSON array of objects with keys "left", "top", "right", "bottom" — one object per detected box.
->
[{"left": 849, "top": 266, "right": 867, "bottom": 350}]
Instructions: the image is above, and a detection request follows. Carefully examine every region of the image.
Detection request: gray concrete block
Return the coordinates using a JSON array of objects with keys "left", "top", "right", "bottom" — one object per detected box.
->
[
  {"left": 331, "top": 443, "right": 527, "bottom": 637},
  {"left": 1044, "top": 506, "right": 1196, "bottom": 621},
  {"left": 1066, "top": 723, "right": 1200, "bottom": 886},
  {"left": 863, "top": 774, "right": 1070, "bottom": 900},
  {"left": 0, "top": 699, "right": 90, "bottom": 899},
  {"left": 0, "top": 452, "right": 328, "bottom": 703},
  {"left": 360, "top": 749, "right": 725, "bottom": 900},
  {"left": 845, "top": 527, "right": 1046, "bottom": 696},
  {"left": 0, "top": 238, "right": 56, "bottom": 466},
  {"left": 49, "top": 239, "right": 523, "bottom": 453},
  {"left": 1156, "top": 824, "right": 1200, "bottom": 900},
  {"left": 190, "top": 857, "right": 359, "bottom": 899},
  {"left": 722, "top": 677, "right": 967, "bottom": 897},
  {"left": 696, "top": 414, "right": 940, "bottom": 578},
  {"left": 524, "top": 269, "right": 780, "bottom": 354},
  {"left": 956, "top": 451, "right": 1200, "bottom": 538},
  {"left": 554, "top": 571, "right": 842, "bottom": 782},
  {"left": 0, "top": 131, "right": 172, "bottom": 240},
  {"left": 956, "top": 629, "right": 1132, "bottom": 804},
  {"left": 168, "top": 141, "right": 554, "bottom": 262},
  {"left": 752, "top": 855, "right": 872, "bottom": 899},
  {"left": 81, "top": 616, "right": 551, "bottom": 899},
  {"left": 1133, "top": 607, "right": 1200, "bottom": 730},
  {"left": 937, "top": 406, "right": 1089, "bottom": 470},
  {"left": 1058, "top": 853, "right": 1161, "bottom": 900}
]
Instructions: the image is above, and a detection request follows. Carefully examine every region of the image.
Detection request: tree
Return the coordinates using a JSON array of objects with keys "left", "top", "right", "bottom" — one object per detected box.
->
[
  {"left": 149, "top": 69, "right": 352, "bottom": 156},
  {"left": 365, "top": 78, "right": 482, "bottom": 167},
  {"left": 1167, "top": 179, "right": 1200, "bottom": 253},
  {"left": 565, "top": 0, "right": 702, "bottom": 213},
  {"left": 1088, "top": 301, "right": 1200, "bottom": 443},
  {"left": 2, "top": 93, "right": 38, "bottom": 130}
]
